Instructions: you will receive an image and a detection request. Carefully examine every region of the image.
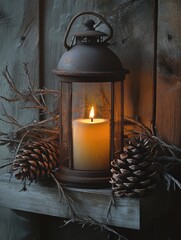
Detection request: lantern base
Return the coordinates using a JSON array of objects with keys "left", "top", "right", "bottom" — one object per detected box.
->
[{"left": 55, "top": 167, "right": 111, "bottom": 188}]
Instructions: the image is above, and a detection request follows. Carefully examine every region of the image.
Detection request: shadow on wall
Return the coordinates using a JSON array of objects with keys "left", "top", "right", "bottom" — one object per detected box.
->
[{"left": 99, "top": 0, "right": 155, "bottom": 126}]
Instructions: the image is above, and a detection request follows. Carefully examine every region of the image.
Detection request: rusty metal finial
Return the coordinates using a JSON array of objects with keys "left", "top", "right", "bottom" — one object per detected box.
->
[
  {"left": 63, "top": 11, "right": 113, "bottom": 50},
  {"left": 84, "top": 19, "right": 95, "bottom": 30}
]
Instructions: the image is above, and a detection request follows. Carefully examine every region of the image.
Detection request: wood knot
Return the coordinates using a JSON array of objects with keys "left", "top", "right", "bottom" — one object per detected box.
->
[
  {"left": 167, "top": 34, "right": 172, "bottom": 41},
  {"left": 122, "top": 38, "right": 127, "bottom": 44},
  {"left": 0, "top": 9, "right": 7, "bottom": 20},
  {"left": 0, "top": 8, "right": 10, "bottom": 24},
  {"left": 21, "top": 36, "right": 26, "bottom": 41}
]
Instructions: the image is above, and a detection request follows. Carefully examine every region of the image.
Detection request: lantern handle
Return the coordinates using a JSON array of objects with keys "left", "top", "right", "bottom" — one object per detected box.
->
[{"left": 64, "top": 11, "right": 113, "bottom": 50}]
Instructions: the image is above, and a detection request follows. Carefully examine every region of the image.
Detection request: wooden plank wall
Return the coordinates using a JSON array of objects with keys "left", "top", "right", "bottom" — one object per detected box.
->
[
  {"left": 0, "top": 0, "right": 39, "bottom": 172},
  {"left": 157, "top": 0, "right": 181, "bottom": 146},
  {"left": 156, "top": 1, "right": 181, "bottom": 239},
  {"left": 0, "top": 0, "right": 181, "bottom": 239}
]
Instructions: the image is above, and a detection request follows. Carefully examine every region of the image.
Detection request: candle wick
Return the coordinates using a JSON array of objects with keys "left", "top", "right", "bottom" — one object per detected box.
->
[{"left": 91, "top": 117, "right": 93, "bottom": 123}]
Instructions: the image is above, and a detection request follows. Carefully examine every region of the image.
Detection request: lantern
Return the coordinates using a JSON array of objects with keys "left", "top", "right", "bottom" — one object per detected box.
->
[{"left": 53, "top": 12, "right": 129, "bottom": 188}]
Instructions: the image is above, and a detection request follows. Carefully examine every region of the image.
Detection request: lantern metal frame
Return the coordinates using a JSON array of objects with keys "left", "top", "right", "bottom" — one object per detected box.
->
[{"left": 53, "top": 11, "right": 129, "bottom": 188}]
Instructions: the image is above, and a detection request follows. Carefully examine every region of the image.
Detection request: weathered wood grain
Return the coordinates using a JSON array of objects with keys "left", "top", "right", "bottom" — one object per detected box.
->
[
  {"left": 0, "top": 174, "right": 168, "bottom": 230},
  {"left": 0, "top": 0, "right": 39, "bottom": 171},
  {"left": 156, "top": 0, "right": 181, "bottom": 146},
  {"left": 98, "top": 0, "right": 155, "bottom": 126},
  {"left": 0, "top": 1, "right": 40, "bottom": 238},
  {"left": 156, "top": 2, "right": 181, "bottom": 238}
]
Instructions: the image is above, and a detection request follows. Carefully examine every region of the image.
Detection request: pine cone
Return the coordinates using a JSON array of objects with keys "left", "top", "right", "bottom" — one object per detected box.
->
[
  {"left": 110, "top": 135, "right": 158, "bottom": 197},
  {"left": 11, "top": 141, "right": 60, "bottom": 182}
]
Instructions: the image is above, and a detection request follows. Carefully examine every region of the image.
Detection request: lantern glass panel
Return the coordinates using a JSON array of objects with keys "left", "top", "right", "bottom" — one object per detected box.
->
[{"left": 59, "top": 81, "right": 123, "bottom": 171}]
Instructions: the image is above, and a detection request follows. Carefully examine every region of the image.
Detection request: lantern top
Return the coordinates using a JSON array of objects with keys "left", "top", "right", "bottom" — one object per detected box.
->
[
  {"left": 73, "top": 19, "right": 108, "bottom": 40},
  {"left": 53, "top": 11, "right": 129, "bottom": 82}
]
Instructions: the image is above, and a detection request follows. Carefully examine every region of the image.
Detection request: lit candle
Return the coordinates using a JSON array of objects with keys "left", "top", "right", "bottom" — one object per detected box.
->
[{"left": 72, "top": 106, "right": 110, "bottom": 170}]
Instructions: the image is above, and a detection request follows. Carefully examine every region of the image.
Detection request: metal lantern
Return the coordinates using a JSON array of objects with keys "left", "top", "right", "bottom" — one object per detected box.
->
[{"left": 53, "top": 12, "right": 129, "bottom": 188}]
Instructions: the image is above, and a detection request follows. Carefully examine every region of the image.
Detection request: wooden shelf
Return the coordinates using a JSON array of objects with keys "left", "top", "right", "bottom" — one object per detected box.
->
[{"left": 0, "top": 174, "right": 169, "bottom": 230}]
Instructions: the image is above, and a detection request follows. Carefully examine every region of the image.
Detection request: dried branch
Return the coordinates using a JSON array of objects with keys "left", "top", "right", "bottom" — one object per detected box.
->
[
  {"left": 0, "top": 122, "right": 57, "bottom": 146},
  {"left": 1, "top": 104, "right": 22, "bottom": 128},
  {"left": 51, "top": 171, "right": 126, "bottom": 239},
  {"left": 1, "top": 65, "right": 59, "bottom": 120},
  {"left": 0, "top": 89, "right": 59, "bottom": 103},
  {"left": 124, "top": 116, "right": 153, "bottom": 137},
  {"left": 61, "top": 216, "right": 127, "bottom": 240},
  {"left": 16, "top": 115, "right": 58, "bottom": 131},
  {"left": 50, "top": 173, "right": 76, "bottom": 219},
  {"left": 0, "top": 126, "right": 59, "bottom": 147},
  {"left": 2, "top": 66, "right": 23, "bottom": 96},
  {"left": 164, "top": 173, "right": 181, "bottom": 191},
  {"left": 153, "top": 136, "right": 181, "bottom": 154},
  {"left": 106, "top": 193, "right": 115, "bottom": 222},
  {"left": 33, "top": 89, "right": 60, "bottom": 95},
  {"left": 0, "top": 138, "right": 20, "bottom": 146},
  {"left": 0, "top": 96, "right": 24, "bottom": 102},
  {"left": 97, "top": 84, "right": 110, "bottom": 115},
  {"left": 23, "top": 63, "right": 33, "bottom": 88},
  {"left": 15, "top": 130, "right": 30, "bottom": 158},
  {"left": 155, "top": 156, "right": 181, "bottom": 163},
  {"left": 0, "top": 162, "right": 13, "bottom": 169}
]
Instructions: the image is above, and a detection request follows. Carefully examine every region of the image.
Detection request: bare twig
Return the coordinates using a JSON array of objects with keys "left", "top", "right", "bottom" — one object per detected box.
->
[
  {"left": 155, "top": 156, "right": 181, "bottom": 163},
  {"left": 23, "top": 63, "right": 33, "bottom": 88},
  {"left": 164, "top": 173, "right": 181, "bottom": 191},
  {"left": 153, "top": 136, "right": 181, "bottom": 153},
  {"left": 0, "top": 162, "right": 13, "bottom": 169},
  {"left": 106, "top": 192, "right": 115, "bottom": 222},
  {"left": 9, "top": 115, "right": 59, "bottom": 137},
  {"left": 0, "top": 96, "right": 25, "bottom": 102},
  {"left": 2, "top": 66, "right": 23, "bottom": 96},
  {"left": 14, "top": 130, "right": 30, "bottom": 158},
  {"left": 124, "top": 116, "right": 153, "bottom": 136},
  {"left": 50, "top": 172, "right": 75, "bottom": 219},
  {"left": 61, "top": 216, "right": 128, "bottom": 240},
  {"left": 1, "top": 65, "right": 59, "bottom": 121},
  {"left": 33, "top": 89, "right": 60, "bottom": 95},
  {"left": 1, "top": 104, "right": 22, "bottom": 128}
]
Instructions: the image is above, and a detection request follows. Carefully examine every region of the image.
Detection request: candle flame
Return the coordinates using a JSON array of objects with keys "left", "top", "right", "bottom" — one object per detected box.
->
[{"left": 89, "top": 106, "right": 94, "bottom": 122}]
